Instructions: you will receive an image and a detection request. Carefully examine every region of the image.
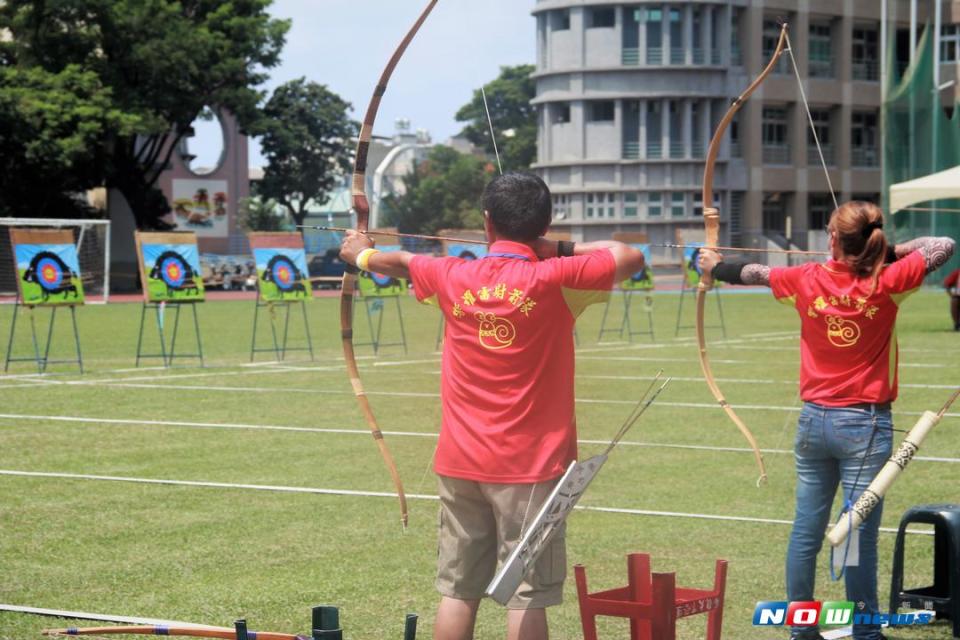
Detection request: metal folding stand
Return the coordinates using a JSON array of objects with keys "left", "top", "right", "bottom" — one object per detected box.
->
[
  {"left": 354, "top": 295, "right": 408, "bottom": 355},
  {"left": 598, "top": 290, "right": 655, "bottom": 343},
  {"left": 674, "top": 280, "right": 726, "bottom": 338},
  {"left": 135, "top": 301, "right": 204, "bottom": 367},
  {"left": 435, "top": 315, "right": 445, "bottom": 351},
  {"left": 4, "top": 296, "right": 83, "bottom": 373},
  {"left": 249, "top": 298, "right": 314, "bottom": 362}
]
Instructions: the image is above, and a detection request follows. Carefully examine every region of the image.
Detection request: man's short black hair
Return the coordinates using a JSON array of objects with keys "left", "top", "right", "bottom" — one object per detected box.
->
[{"left": 481, "top": 172, "right": 552, "bottom": 242}]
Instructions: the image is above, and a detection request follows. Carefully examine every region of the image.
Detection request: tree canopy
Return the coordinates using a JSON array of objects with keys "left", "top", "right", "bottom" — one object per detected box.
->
[
  {"left": 455, "top": 64, "right": 537, "bottom": 172},
  {"left": 0, "top": 0, "right": 289, "bottom": 225},
  {"left": 255, "top": 78, "right": 357, "bottom": 229},
  {"left": 381, "top": 146, "right": 493, "bottom": 235}
]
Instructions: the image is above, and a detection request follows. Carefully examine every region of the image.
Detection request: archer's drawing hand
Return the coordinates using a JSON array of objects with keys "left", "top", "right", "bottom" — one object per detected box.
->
[{"left": 340, "top": 230, "right": 375, "bottom": 266}]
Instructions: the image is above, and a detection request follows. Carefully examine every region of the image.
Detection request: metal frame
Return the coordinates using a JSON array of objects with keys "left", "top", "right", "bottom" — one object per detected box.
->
[
  {"left": 598, "top": 289, "right": 656, "bottom": 342},
  {"left": 249, "top": 297, "right": 314, "bottom": 362},
  {"left": 4, "top": 296, "right": 83, "bottom": 373},
  {"left": 354, "top": 295, "right": 407, "bottom": 355},
  {"left": 675, "top": 279, "right": 726, "bottom": 337},
  {"left": 135, "top": 301, "right": 204, "bottom": 367}
]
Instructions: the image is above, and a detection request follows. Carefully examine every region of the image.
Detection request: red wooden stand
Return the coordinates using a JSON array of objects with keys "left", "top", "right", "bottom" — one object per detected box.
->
[{"left": 574, "top": 552, "right": 728, "bottom": 640}]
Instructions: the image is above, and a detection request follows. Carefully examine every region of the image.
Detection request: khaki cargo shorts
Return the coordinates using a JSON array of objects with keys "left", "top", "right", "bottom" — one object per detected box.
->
[{"left": 435, "top": 474, "right": 566, "bottom": 609}]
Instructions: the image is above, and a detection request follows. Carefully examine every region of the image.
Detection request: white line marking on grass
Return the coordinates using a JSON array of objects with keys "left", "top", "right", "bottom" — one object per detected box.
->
[
  {"left": 0, "top": 413, "right": 438, "bottom": 439},
  {"left": 577, "top": 374, "right": 959, "bottom": 391},
  {"left": 0, "top": 469, "right": 932, "bottom": 537},
  {"left": 3, "top": 413, "right": 957, "bottom": 463},
  {"left": 22, "top": 382, "right": 955, "bottom": 420}
]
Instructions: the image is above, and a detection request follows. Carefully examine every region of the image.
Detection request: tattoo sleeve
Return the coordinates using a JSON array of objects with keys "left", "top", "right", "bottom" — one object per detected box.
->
[
  {"left": 741, "top": 264, "right": 771, "bottom": 286},
  {"left": 895, "top": 237, "right": 957, "bottom": 274}
]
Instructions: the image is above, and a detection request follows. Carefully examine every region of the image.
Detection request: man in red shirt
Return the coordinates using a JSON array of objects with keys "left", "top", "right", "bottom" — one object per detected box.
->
[{"left": 340, "top": 172, "right": 645, "bottom": 640}]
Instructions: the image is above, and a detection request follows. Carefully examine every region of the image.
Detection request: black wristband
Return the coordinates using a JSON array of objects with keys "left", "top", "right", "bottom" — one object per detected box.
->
[
  {"left": 884, "top": 245, "right": 898, "bottom": 264},
  {"left": 711, "top": 261, "right": 748, "bottom": 285},
  {"left": 557, "top": 240, "right": 576, "bottom": 257}
]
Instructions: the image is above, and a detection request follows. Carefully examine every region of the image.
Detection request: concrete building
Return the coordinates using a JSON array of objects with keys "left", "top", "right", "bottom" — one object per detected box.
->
[{"left": 532, "top": 0, "right": 960, "bottom": 259}]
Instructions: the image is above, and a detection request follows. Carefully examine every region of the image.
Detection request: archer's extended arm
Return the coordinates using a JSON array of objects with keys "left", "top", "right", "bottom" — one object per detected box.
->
[{"left": 894, "top": 236, "right": 956, "bottom": 274}]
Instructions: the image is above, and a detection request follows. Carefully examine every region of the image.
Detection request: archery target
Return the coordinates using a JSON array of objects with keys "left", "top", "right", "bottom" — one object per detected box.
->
[
  {"left": 270, "top": 256, "right": 297, "bottom": 291},
  {"left": 160, "top": 254, "right": 189, "bottom": 288},
  {"left": 36, "top": 256, "right": 65, "bottom": 290},
  {"left": 370, "top": 272, "right": 397, "bottom": 288}
]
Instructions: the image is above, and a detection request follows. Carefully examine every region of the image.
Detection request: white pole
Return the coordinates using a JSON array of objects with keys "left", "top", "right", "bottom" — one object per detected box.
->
[
  {"left": 103, "top": 221, "right": 112, "bottom": 303},
  {"left": 910, "top": 0, "right": 918, "bottom": 67},
  {"left": 932, "top": 0, "right": 942, "bottom": 237},
  {"left": 881, "top": 0, "right": 888, "bottom": 212}
]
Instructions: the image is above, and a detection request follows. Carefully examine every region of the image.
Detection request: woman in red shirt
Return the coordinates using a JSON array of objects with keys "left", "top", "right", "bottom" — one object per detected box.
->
[{"left": 700, "top": 201, "right": 955, "bottom": 640}]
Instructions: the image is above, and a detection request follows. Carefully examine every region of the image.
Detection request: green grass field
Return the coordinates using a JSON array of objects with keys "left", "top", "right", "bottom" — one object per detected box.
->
[{"left": 0, "top": 289, "right": 957, "bottom": 640}]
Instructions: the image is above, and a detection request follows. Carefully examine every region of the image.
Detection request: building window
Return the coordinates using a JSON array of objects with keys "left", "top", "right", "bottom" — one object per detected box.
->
[
  {"left": 553, "top": 194, "right": 570, "bottom": 220},
  {"left": 943, "top": 24, "right": 960, "bottom": 62},
  {"left": 691, "top": 102, "right": 704, "bottom": 158},
  {"left": 588, "top": 7, "right": 615, "bottom": 29},
  {"left": 762, "top": 192, "right": 787, "bottom": 235},
  {"left": 730, "top": 113, "right": 742, "bottom": 158},
  {"left": 623, "top": 192, "right": 638, "bottom": 217},
  {"left": 731, "top": 9, "right": 743, "bottom": 66},
  {"left": 588, "top": 101, "right": 615, "bottom": 122},
  {"left": 851, "top": 111, "right": 878, "bottom": 167},
  {"left": 763, "top": 19, "right": 788, "bottom": 74},
  {"left": 809, "top": 193, "right": 834, "bottom": 232},
  {"left": 852, "top": 26, "right": 879, "bottom": 81},
  {"left": 693, "top": 193, "right": 720, "bottom": 217},
  {"left": 553, "top": 103, "right": 571, "bottom": 124},
  {"left": 669, "top": 8, "right": 684, "bottom": 64},
  {"left": 671, "top": 192, "right": 686, "bottom": 217},
  {"left": 586, "top": 193, "right": 616, "bottom": 219},
  {"left": 551, "top": 9, "right": 570, "bottom": 31},
  {"left": 645, "top": 8, "right": 663, "bottom": 65},
  {"left": 762, "top": 106, "right": 790, "bottom": 164},
  {"left": 809, "top": 22, "right": 833, "bottom": 78},
  {"left": 807, "top": 108, "right": 833, "bottom": 166},
  {"left": 647, "top": 192, "right": 662, "bottom": 217},
  {"left": 668, "top": 100, "right": 683, "bottom": 158},
  {"left": 646, "top": 102, "right": 662, "bottom": 158}
]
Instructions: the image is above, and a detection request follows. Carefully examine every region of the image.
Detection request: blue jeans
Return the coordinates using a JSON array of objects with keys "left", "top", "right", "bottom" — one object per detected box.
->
[{"left": 786, "top": 402, "right": 893, "bottom": 640}]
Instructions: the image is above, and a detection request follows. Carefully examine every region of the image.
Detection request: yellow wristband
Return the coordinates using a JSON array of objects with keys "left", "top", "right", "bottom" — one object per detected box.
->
[{"left": 356, "top": 248, "right": 380, "bottom": 272}]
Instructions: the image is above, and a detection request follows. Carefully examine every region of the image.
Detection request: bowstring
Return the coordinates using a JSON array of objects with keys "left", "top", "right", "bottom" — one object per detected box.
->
[
  {"left": 784, "top": 31, "right": 839, "bottom": 212},
  {"left": 481, "top": 86, "right": 503, "bottom": 175}
]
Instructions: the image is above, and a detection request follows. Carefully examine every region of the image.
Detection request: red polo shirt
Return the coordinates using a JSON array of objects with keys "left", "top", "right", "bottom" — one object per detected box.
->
[
  {"left": 409, "top": 241, "right": 616, "bottom": 483},
  {"left": 769, "top": 252, "right": 926, "bottom": 405}
]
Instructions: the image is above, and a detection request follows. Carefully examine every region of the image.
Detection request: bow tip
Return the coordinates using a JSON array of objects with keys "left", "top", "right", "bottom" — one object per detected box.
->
[{"left": 756, "top": 473, "right": 769, "bottom": 488}]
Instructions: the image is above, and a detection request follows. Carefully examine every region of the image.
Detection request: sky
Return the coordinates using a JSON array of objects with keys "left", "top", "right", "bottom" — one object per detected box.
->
[{"left": 231, "top": 0, "right": 536, "bottom": 168}]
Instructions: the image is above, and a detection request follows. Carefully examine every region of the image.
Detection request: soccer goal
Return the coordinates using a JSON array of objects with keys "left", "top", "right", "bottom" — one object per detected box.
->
[{"left": 0, "top": 218, "right": 112, "bottom": 302}]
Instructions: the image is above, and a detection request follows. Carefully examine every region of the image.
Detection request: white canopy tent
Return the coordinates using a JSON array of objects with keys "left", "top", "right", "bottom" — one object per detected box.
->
[{"left": 889, "top": 164, "right": 960, "bottom": 212}]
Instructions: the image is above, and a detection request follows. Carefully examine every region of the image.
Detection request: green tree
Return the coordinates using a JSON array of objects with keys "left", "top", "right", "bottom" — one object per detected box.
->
[
  {"left": 381, "top": 146, "right": 493, "bottom": 235},
  {"left": 0, "top": 0, "right": 289, "bottom": 228},
  {"left": 255, "top": 78, "right": 357, "bottom": 229},
  {"left": 0, "top": 65, "right": 138, "bottom": 218},
  {"left": 238, "top": 197, "right": 289, "bottom": 232},
  {"left": 455, "top": 65, "right": 537, "bottom": 172}
]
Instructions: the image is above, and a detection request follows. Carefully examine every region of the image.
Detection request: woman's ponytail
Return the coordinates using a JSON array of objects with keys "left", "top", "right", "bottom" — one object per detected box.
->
[{"left": 828, "top": 201, "right": 888, "bottom": 293}]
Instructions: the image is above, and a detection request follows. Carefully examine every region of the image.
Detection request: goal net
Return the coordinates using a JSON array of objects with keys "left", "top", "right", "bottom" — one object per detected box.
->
[{"left": 0, "top": 218, "right": 112, "bottom": 302}]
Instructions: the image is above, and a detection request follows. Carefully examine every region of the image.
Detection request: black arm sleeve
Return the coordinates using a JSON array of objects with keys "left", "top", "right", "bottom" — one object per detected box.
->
[{"left": 711, "top": 261, "right": 749, "bottom": 285}]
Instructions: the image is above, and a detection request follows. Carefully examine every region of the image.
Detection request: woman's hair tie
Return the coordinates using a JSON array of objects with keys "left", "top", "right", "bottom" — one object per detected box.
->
[{"left": 862, "top": 221, "right": 883, "bottom": 238}]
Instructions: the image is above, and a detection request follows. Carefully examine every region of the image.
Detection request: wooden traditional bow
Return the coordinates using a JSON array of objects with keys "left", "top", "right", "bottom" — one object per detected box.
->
[
  {"left": 697, "top": 23, "right": 790, "bottom": 486},
  {"left": 341, "top": 0, "right": 439, "bottom": 530}
]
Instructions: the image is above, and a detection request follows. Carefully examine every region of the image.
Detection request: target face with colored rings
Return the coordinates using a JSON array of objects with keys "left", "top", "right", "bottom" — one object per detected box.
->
[
  {"left": 161, "top": 255, "right": 188, "bottom": 288},
  {"left": 36, "top": 257, "right": 64, "bottom": 289},
  {"left": 271, "top": 257, "right": 297, "bottom": 290},
  {"left": 371, "top": 272, "right": 396, "bottom": 287}
]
